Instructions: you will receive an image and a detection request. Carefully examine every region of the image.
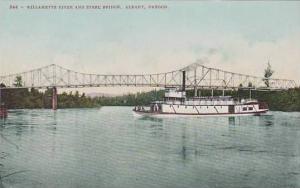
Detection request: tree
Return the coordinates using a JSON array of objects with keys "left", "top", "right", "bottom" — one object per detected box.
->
[
  {"left": 263, "top": 62, "right": 274, "bottom": 87},
  {"left": 248, "top": 82, "right": 253, "bottom": 88},
  {"left": 13, "top": 76, "right": 23, "bottom": 87},
  {"left": 0, "top": 83, "right": 5, "bottom": 88}
]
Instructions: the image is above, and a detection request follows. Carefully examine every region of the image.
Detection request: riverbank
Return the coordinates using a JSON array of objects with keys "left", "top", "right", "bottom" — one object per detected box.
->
[
  {"left": 253, "top": 89, "right": 300, "bottom": 111},
  {"left": 1, "top": 88, "right": 299, "bottom": 111},
  {"left": 0, "top": 88, "right": 100, "bottom": 109},
  {"left": 224, "top": 88, "right": 300, "bottom": 112}
]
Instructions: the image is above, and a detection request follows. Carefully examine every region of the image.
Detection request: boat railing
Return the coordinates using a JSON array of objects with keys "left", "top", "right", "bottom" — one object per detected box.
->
[
  {"left": 241, "top": 99, "right": 258, "bottom": 104},
  {"left": 164, "top": 99, "right": 237, "bottom": 106}
]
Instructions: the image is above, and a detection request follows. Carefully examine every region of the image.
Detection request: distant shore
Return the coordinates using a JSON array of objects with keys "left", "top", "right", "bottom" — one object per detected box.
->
[{"left": 1, "top": 88, "right": 300, "bottom": 112}]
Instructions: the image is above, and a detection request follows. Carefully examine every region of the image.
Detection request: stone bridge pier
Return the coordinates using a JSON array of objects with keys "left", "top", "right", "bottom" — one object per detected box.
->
[{"left": 52, "top": 87, "right": 57, "bottom": 110}]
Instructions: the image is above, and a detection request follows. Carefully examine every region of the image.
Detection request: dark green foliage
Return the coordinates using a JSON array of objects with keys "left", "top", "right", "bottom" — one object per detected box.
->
[
  {"left": 1, "top": 88, "right": 299, "bottom": 111},
  {"left": 248, "top": 82, "right": 253, "bottom": 87},
  {"left": 254, "top": 88, "right": 300, "bottom": 112},
  {"left": 187, "top": 88, "right": 300, "bottom": 112},
  {"left": 263, "top": 62, "right": 274, "bottom": 87},
  {"left": 58, "top": 91, "right": 99, "bottom": 108},
  {"left": 0, "top": 87, "right": 100, "bottom": 109},
  {"left": 13, "top": 76, "right": 23, "bottom": 87},
  {"left": 0, "top": 76, "right": 100, "bottom": 109},
  {"left": 95, "top": 90, "right": 164, "bottom": 106}
]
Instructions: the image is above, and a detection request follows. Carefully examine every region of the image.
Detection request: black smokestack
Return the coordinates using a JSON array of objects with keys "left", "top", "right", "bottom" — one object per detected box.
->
[{"left": 182, "top": 71, "right": 186, "bottom": 91}]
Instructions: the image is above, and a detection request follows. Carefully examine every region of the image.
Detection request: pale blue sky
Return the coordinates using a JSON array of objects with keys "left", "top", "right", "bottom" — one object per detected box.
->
[{"left": 0, "top": 1, "right": 299, "bottom": 93}]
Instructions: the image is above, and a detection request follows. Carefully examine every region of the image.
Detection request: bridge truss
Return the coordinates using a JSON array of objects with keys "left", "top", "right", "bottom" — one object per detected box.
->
[{"left": 0, "top": 63, "right": 297, "bottom": 90}]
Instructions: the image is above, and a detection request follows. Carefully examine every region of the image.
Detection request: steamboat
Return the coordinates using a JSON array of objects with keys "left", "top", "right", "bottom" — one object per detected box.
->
[{"left": 133, "top": 71, "right": 268, "bottom": 117}]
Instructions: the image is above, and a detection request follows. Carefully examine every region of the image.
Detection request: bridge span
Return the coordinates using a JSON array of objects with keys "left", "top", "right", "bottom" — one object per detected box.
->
[{"left": 0, "top": 62, "right": 297, "bottom": 90}]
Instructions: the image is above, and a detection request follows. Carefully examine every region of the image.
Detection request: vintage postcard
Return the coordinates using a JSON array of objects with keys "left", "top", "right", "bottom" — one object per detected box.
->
[{"left": 0, "top": 1, "right": 299, "bottom": 188}]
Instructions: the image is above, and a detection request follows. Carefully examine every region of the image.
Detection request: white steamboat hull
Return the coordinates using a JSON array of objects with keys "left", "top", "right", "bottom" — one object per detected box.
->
[
  {"left": 133, "top": 109, "right": 268, "bottom": 118},
  {"left": 133, "top": 102, "right": 269, "bottom": 117}
]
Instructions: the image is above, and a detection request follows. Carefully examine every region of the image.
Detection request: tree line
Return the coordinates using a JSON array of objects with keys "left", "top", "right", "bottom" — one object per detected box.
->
[
  {"left": 0, "top": 76, "right": 100, "bottom": 109},
  {"left": 0, "top": 87, "right": 100, "bottom": 109}
]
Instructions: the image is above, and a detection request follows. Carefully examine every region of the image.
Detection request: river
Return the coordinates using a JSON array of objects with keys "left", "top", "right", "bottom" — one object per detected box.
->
[{"left": 0, "top": 107, "right": 299, "bottom": 188}]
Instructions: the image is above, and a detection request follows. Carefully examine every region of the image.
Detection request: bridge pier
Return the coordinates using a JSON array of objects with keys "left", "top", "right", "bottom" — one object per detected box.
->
[{"left": 52, "top": 87, "right": 57, "bottom": 110}]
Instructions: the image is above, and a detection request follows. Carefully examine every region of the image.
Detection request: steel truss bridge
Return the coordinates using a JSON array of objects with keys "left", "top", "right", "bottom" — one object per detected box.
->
[{"left": 0, "top": 63, "right": 297, "bottom": 91}]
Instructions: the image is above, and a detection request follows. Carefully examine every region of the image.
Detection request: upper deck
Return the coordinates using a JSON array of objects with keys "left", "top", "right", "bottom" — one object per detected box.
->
[{"left": 161, "top": 89, "right": 258, "bottom": 106}]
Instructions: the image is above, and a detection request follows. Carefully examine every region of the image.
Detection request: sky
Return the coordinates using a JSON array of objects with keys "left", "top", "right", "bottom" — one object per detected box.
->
[{"left": 0, "top": 1, "right": 300, "bottom": 94}]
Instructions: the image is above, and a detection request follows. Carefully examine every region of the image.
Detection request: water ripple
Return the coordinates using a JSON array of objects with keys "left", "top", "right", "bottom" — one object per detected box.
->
[{"left": 0, "top": 108, "right": 299, "bottom": 188}]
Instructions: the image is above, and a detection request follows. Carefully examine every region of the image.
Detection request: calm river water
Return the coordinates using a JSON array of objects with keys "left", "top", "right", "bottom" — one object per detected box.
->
[{"left": 0, "top": 107, "right": 299, "bottom": 188}]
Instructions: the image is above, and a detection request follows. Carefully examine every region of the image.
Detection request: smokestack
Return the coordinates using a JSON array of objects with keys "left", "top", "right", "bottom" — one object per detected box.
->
[{"left": 182, "top": 71, "right": 186, "bottom": 91}]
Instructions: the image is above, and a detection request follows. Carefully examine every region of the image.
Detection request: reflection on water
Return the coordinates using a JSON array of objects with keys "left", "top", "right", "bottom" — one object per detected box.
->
[
  {"left": 228, "top": 116, "right": 236, "bottom": 126},
  {"left": 260, "top": 115, "right": 274, "bottom": 127},
  {"left": 0, "top": 108, "right": 300, "bottom": 188},
  {"left": 136, "top": 116, "right": 164, "bottom": 123}
]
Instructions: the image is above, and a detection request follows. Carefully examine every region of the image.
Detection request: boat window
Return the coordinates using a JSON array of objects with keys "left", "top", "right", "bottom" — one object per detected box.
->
[
  {"left": 249, "top": 107, "right": 253, "bottom": 110},
  {"left": 243, "top": 107, "right": 247, "bottom": 111}
]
